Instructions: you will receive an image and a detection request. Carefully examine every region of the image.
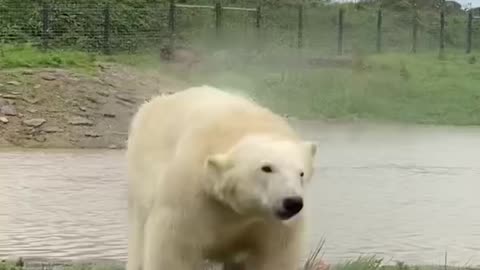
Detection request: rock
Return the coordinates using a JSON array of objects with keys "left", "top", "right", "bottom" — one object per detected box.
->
[
  {"left": 26, "top": 108, "right": 38, "bottom": 113},
  {"left": 23, "top": 96, "right": 41, "bottom": 104},
  {"left": 116, "top": 100, "right": 133, "bottom": 107},
  {"left": 1, "top": 105, "right": 17, "bottom": 116},
  {"left": 102, "top": 111, "right": 116, "bottom": 118},
  {"left": 108, "top": 144, "right": 118, "bottom": 149},
  {"left": 43, "top": 126, "right": 64, "bottom": 133},
  {"left": 34, "top": 136, "right": 47, "bottom": 142},
  {"left": 22, "top": 118, "right": 46, "bottom": 127},
  {"left": 33, "top": 84, "right": 41, "bottom": 89},
  {"left": 0, "top": 117, "right": 8, "bottom": 124},
  {"left": 115, "top": 94, "right": 135, "bottom": 104},
  {"left": 22, "top": 70, "right": 34, "bottom": 75},
  {"left": 1, "top": 94, "right": 19, "bottom": 100},
  {"left": 85, "top": 96, "right": 106, "bottom": 104},
  {"left": 85, "top": 131, "right": 101, "bottom": 138},
  {"left": 41, "top": 75, "right": 56, "bottom": 81},
  {"left": 47, "top": 109, "right": 63, "bottom": 113},
  {"left": 96, "top": 90, "right": 110, "bottom": 97},
  {"left": 6, "top": 80, "right": 21, "bottom": 86},
  {"left": 79, "top": 106, "right": 87, "bottom": 112},
  {"left": 68, "top": 116, "right": 93, "bottom": 126}
]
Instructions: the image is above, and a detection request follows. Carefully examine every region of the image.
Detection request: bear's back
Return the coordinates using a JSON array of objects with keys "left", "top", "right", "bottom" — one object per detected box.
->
[{"left": 127, "top": 85, "right": 298, "bottom": 182}]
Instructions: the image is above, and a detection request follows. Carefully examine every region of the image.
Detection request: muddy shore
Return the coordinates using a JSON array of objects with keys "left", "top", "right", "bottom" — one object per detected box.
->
[{"left": 0, "top": 64, "right": 190, "bottom": 149}]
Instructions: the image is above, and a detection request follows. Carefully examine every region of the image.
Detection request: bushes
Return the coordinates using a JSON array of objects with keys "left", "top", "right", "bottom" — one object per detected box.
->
[{"left": 0, "top": 0, "right": 170, "bottom": 53}]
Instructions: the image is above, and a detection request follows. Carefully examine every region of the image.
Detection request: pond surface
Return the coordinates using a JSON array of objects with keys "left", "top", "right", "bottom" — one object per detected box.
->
[{"left": 1, "top": 121, "right": 480, "bottom": 266}]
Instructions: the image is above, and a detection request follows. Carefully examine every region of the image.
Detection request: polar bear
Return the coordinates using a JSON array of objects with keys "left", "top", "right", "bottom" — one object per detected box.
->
[{"left": 126, "top": 85, "right": 317, "bottom": 270}]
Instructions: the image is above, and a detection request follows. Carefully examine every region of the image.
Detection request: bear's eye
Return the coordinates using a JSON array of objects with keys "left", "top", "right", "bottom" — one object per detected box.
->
[
  {"left": 261, "top": 165, "right": 273, "bottom": 173},
  {"left": 300, "top": 171, "right": 304, "bottom": 177}
]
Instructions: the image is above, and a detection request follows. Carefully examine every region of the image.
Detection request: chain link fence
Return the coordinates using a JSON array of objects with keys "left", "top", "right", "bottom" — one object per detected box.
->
[{"left": 0, "top": 1, "right": 478, "bottom": 56}]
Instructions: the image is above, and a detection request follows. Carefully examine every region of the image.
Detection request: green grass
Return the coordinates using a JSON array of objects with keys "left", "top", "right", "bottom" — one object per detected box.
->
[
  {"left": 96, "top": 47, "right": 480, "bottom": 126},
  {"left": 1, "top": 42, "right": 479, "bottom": 126},
  {"left": 0, "top": 44, "right": 98, "bottom": 72},
  {"left": 177, "top": 49, "right": 480, "bottom": 126},
  {"left": 2, "top": 255, "right": 479, "bottom": 270},
  {"left": 96, "top": 44, "right": 480, "bottom": 125}
]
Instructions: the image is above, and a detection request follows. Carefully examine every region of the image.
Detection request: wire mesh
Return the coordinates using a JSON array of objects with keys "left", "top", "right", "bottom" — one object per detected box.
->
[{"left": 0, "top": 2, "right": 476, "bottom": 56}]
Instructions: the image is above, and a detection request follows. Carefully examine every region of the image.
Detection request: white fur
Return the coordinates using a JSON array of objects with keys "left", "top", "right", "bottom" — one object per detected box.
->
[{"left": 126, "top": 85, "right": 317, "bottom": 270}]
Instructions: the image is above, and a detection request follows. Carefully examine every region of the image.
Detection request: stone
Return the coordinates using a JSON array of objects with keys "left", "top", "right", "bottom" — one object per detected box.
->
[
  {"left": 79, "top": 106, "right": 87, "bottom": 112},
  {"left": 102, "top": 111, "right": 116, "bottom": 118},
  {"left": 115, "top": 94, "right": 135, "bottom": 104},
  {"left": 33, "top": 84, "right": 41, "bottom": 89},
  {"left": 0, "top": 117, "right": 8, "bottom": 124},
  {"left": 85, "top": 96, "right": 106, "bottom": 104},
  {"left": 34, "top": 136, "right": 47, "bottom": 142},
  {"left": 22, "top": 70, "right": 34, "bottom": 75},
  {"left": 68, "top": 116, "right": 93, "bottom": 126},
  {"left": 116, "top": 100, "right": 133, "bottom": 107},
  {"left": 96, "top": 90, "right": 110, "bottom": 97},
  {"left": 23, "top": 96, "right": 41, "bottom": 104},
  {"left": 43, "top": 126, "right": 64, "bottom": 133},
  {"left": 6, "top": 80, "right": 21, "bottom": 86},
  {"left": 85, "top": 131, "right": 101, "bottom": 138},
  {"left": 1, "top": 105, "right": 17, "bottom": 116},
  {"left": 1, "top": 94, "right": 19, "bottom": 100},
  {"left": 22, "top": 118, "right": 46, "bottom": 127},
  {"left": 108, "top": 144, "right": 118, "bottom": 149},
  {"left": 26, "top": 108, "right": 38, "bottom": 113},
  {"left": 41, "top": 75, "right": 56, "bottom": 81}
]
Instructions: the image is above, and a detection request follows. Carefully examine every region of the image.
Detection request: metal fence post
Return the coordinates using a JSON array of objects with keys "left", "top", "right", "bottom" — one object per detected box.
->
[
  {"left": 168, "top": 0, "right": 176, "bottom": 53},
  {"left": 337, "top": 8, "right": 344, "bottom": 56},
  {"left": 103, "top": 3, "right": 111, "bottom": 55},
  {"left": 376, "top": 9, "right": 382, "bottom": 53},
  {"left": 256, "top": 5, "right": 261, "bottom": 29},
  {"left": 297, "top": 3, "right": 303, "bottom": 49},
  {"left": 412, "top": 10, "right": 418, "bottom": 53},
  {"left": 41, "top": 2, "right": 50, "bottom": 51},
  {"left": 439, "top": 10, "right": 445, "bottom": 56},
  {"left": 215, "top": 2, "right": 222, "bottom": 38},
  {"left": 466, "top": 10, "right": 473, "bottom": 54}
]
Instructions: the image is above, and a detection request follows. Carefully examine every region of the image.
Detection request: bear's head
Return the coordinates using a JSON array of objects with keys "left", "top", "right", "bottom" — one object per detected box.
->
[{"left": 205, "top": 134, "right": 317, "bottom": 222}]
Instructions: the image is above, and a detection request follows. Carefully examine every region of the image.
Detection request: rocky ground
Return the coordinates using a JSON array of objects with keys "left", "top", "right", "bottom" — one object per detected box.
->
[{"left": 0, "top": 63, "right": 191, "bottom": 149}]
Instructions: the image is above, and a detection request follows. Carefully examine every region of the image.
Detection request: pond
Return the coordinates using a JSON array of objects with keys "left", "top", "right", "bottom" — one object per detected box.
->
[{"left": 1, "top": 121, "right": 480, "bottom": 266}]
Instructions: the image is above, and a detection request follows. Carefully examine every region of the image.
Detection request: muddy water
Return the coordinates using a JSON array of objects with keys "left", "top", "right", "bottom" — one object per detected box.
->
[{"left": 1, "top": 121, "right": 480, "bottom": 265}]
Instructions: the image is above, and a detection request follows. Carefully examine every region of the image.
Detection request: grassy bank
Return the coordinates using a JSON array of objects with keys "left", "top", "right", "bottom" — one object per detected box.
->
[
  {"left": 105, "top": 47, "right": 480, "bottom": 126},
  {"left": 2, "top": 256, "right": 479, "bottom": 270},
  {"left": 2, "top": 45, "right": 480, "bottom": 126},
  {"left": 0, "top": 45, "right": 98, "bottom": 72}
]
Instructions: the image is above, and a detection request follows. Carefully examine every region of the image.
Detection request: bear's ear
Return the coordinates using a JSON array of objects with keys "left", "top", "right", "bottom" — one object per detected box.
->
[
  {"left": 206, "top": 153, "right": 232, "bottom": 173},
  {"left": 303, "top": 141, "right": 317, "bottom": 158}
]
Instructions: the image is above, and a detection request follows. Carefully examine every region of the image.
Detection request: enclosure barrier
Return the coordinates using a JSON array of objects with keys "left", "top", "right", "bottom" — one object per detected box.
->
[{"left": 0, "top": 1, "right": 478, "bottom": 56}]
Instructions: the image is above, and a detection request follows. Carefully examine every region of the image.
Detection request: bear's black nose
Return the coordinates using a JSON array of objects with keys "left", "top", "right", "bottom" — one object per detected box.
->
[{"left": 281, "top": 196, "right": 303, "bottom": 217}]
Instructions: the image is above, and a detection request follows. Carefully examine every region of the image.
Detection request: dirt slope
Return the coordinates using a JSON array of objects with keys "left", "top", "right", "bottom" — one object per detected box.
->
[{"left": 0, "top": 63, "right": 189, "bottom": 149}]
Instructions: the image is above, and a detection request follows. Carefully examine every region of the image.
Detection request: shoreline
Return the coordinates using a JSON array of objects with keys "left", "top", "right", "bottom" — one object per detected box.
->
[
  {"left": 2, "top": 256, "right": 480, "bottom": 270},
  {"left": 3, "top": 116, "right": 480, "bottom": 151}
]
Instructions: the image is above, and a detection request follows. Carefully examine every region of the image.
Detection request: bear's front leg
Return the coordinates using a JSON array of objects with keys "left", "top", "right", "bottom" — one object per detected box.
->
[
  {"left": 143, "top": 210, "right": 203, "bottom": 270},
  {"left": 126, "top": 202, "right": 146, "bottom": 270},
  {"left": 245, "top": 225, "right": 304, "bottom": 270}
]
